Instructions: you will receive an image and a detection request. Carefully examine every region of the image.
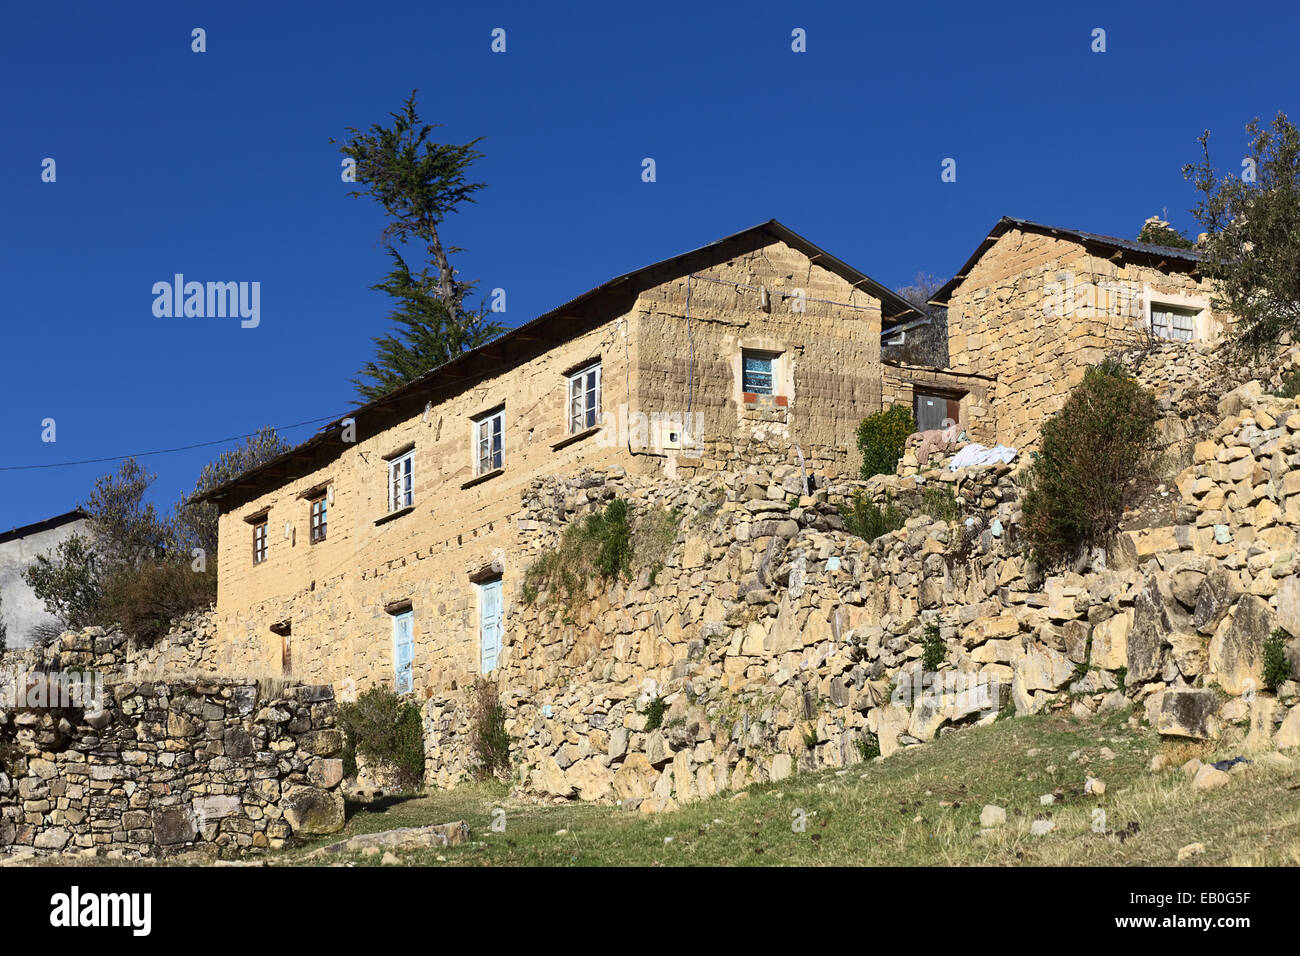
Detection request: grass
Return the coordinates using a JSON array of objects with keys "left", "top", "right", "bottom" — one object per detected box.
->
[
  {"left": 265, "top": 708, "right": 1300, "bottom": 867},
  {"left": 14, "top": 708, "right": 1296, "bottom": 868}
]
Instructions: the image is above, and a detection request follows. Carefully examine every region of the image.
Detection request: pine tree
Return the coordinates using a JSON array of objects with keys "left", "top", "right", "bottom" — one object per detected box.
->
[{"left": 336, "top": 91, "right": 505, "bottom": 402}]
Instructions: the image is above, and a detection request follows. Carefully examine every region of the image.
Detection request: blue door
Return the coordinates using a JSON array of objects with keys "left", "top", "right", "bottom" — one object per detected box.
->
[
  {"left": 393, "top": 610, "right": 414, "bottom": 694},
  {"left": 479, "top": 579, "right": 503, "bottom": 673}
]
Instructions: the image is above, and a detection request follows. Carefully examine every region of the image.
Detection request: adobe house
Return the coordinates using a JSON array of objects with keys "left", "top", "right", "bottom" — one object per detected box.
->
[
  {"left": 0, "top": 508, "right": 89, "bottom": 647},
  {"left": 931, "top": 217, "right": 1226, "bottom": 449},
  {"left": 193, "top": 220, "right": 926, "bottom": 695}
]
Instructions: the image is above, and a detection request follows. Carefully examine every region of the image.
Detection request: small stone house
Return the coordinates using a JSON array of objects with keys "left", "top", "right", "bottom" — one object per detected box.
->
[
  {"left": 0, "top": 509, "right": 88, "bottom": 647},
  {"left": 931, "top": 217, "right": 1227, "bottom": 449},
  {"left": 194, "top": 220, "right": 927, "bottom": 696}
]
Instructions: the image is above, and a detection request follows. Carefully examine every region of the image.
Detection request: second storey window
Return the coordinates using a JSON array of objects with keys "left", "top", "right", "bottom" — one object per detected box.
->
[
  {"left": 309, "top": 494, "right": 327, "bottom": 543},
  {"left": 252, "top": 519, "right": 268, "bottom": 564},
  {"left": 742, "top": 351, "right": 777, "bottom": 395},
  {"left": 475, "top": 408, "right": 504, "bottom": 475},
  {"left": 388, "top": 450, "right": 414, "bottom": 512},
  {"left": 568, "top": 362, "right": 601, "bottom": 433},
  {"left": 1151, "top": 304, "right": 1198, "bottom": 342}
]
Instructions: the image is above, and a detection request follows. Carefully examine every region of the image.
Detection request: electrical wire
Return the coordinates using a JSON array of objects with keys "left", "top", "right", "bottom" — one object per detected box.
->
[{"left": 0, "top": 415, "right": 340, "bottom": 472}]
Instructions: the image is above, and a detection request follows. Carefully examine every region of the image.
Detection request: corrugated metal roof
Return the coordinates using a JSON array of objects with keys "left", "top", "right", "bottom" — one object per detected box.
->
[{"left": 929, "top": 216, "right": 1203, "bottom": 306}]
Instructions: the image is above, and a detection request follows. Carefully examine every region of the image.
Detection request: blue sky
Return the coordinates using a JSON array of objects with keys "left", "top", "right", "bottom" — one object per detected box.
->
[{"left": 1, "top": 0, "right": 1295, "bottom": 531}]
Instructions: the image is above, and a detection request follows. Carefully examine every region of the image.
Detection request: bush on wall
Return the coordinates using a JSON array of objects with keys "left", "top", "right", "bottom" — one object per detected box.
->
[
  {"left": 856, "top": 405, "right": 916, "bottom": 479},
  {"left": 1021, "top": 359, "right": 1158, "bottom": 567},
  {"left": 337, "top": 685, "right": 425, "bottom": 792}
]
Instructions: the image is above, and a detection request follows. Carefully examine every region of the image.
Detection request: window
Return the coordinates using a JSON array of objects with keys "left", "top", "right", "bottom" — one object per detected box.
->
[
  {"left": 914, "top": 392, "right": 963, "bottom": 432},
  {"left": 252, "top": 519, "right": 268, "bottom": 565},
  {"left": 309, "top": 494, "right": 327, "bottom": 543},
  {"left": 388, "top": 451, "right": 414, "bottom": 512},
  {"left": 1151, "top": 304, "right": 1198, "bottom": 342},
  {"left": 392, "top": 609, "right": 413, "bottom": 695},
  {"left": 474, "top": 408, "right": 504, "bottom": 475},
  {"left": 478, "top": 577, "right": 503, "bottom": 673},
  {"left": 568, "top": 362, "right": 601, "bottom": 433},
  {"left": 742, "top": 351, "right": 778, "bottom": 395}
]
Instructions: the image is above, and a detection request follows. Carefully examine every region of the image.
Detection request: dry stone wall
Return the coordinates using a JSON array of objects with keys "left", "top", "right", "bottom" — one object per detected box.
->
[
  {"left": 0, "top": 664, "right": 345, "bottom": 859},
  {"left": 419, "top": 366, "right": 1300, "bottom": 808}
]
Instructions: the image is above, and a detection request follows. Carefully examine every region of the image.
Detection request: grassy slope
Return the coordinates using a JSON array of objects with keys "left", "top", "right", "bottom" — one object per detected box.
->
[{"left": 281, "top": 708, "right": 1300, "bottom": 867}]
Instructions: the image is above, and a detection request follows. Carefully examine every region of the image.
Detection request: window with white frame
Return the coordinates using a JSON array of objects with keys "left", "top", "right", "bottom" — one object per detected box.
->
[
  {"left": 474, "top": 408, "right": 504, "bottom": 475},
  {"left": 742, "top": 350, "right": 779, "bottom": 395},
  {"left": 1150, "top": 304, "right": 1199, "bottom": 342},
  {"left": 568, "top": 362, "right": 601, "bottom": 433},
  {"left": 252, "top": 519, "right": 268, "bottom": 565},
  {"left": 387, "top": 450, "right": 414, "bottom": 512}
]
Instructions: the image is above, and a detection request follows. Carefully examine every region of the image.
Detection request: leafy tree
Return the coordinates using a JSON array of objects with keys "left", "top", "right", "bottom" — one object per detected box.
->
[
  {"left": 83, "top": 458, "right": 168, "bottom": 568},
  {"left": 336, "top": 91, "right": 505, "bottom": 402},
  {"left": 1021, "top": 359, "right": 1158, "bottom": 567},
  {"left": 22, "top": 532, "right": 102, "bottom": 633},
  {"left": 1136, "top": 215, "right": 1195, "bottom": 249},
  {"left": 23, "top": 432, "right": 288, "bottom": 643},
  {"left": 169, "top": 426, "right": 290, "bottom": 559},
  {"left": 1184, "top": 111, "right": 1300, "bottom": 357},
  {"left": 856, "top": 405, "right": 917, "bottom": 479}
]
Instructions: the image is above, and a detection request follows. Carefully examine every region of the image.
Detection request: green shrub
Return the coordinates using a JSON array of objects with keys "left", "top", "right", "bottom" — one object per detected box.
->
[
  {"left": 857, "top": 732, "right": 880, "bottom": 761},
  {"left": 337, "top": 685, "right": 425, "bottom": 791},
  {"left": 469, "top": 676, "right": 512, "bottom": 779},
  {"left": 99, "top": 561, "right": 216, "bottom": 646},
  {"left": 921, "top": 622, "right": 945, "bottom": 673},
  {"left": 1021, "top": 359, "right": 1158, "bottom": 567},
  {"left": 840, "top": 490, "right": 906, "bottom": 541},
  {"left": 643, "top": 695, "right": 666, "bottom": 731},
  {"left": 856, "top": 405, "right": 916, "bottom": 479},
  {"left": 1273, "top": 367, "right": 1300, "bottom": 399},
  {"left": 524, "top": 499, "right": 679, "bottom": 607},
  {"left": 1264, "top": 629, "right": 1292, "bottom": 690},
  {"left": 919, "top": 483, "right": 961, "bottom": 522}
]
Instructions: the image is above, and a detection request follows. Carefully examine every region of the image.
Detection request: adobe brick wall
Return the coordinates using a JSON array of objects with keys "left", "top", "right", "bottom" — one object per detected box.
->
[
  {"left": 945, "top": 228, "right": 1227, "bottom": 449},
  {"left": 206, "top": 235, "right": 891, "bottom": 701}
]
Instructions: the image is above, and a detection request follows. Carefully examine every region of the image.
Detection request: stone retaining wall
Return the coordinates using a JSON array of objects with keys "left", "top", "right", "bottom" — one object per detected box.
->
[{"left": 0, "top": 673, "right": 345, "bottom": 859}]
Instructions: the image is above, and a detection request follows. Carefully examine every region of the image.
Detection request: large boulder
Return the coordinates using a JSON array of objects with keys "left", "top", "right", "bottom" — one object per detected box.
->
[
  {"left": 566, "top": 757, "right": 615, "bottom": 802},
  {"left": 875, "top": 703, "right": 910, "bottom": 758},
  {"left": 532, "top": 756, "right": 576, "bottom": 798},
  {"left": 1154, "top": 689, "right": 1219, "bottom": 739},
  {"left": 1128, "top": 578, "right": 1172, "bottom": 684},
  {"left": 612, "top": 753, "right": 658, "bottom": 802},
  {"left": 1194, "top": 568, "right": 1240, "bottom": 635},
  {"left": 1208, "top": 594, "right": 1273, "bottom": 696},
  {"left": 281, "top": 785, "right": 345, "bottom": 835},
  {"left": 1276, "top": 574, "right": 1300, "bottom": 639},
  {"left": 1014, "top": 643, "right": 1075, "bottom": 692},
  {"left": 1090, "top": 611, "right": 1131, "bottom": 671},
  {"left": 152, "top": 806, "right": 197, "bottom": 845}
]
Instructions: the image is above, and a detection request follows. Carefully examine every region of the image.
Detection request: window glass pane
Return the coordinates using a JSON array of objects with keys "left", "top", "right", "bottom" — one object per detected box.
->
[{"left": 743, "top": 354, "right": 775, "bottom": 394}]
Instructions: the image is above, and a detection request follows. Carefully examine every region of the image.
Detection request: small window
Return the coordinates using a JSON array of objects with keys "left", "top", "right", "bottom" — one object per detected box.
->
[
  {"left": 392, "top": 609, "right": 414, "bottom": 695},
  {"left": 478, "top": 577, "right": 503, "bottom": 674},
  {"left": 1151, "top": 304, "right": 1198, "bottom": 342},
  {"left": 568, "top": 362, "right": 601, "bottom": 433},
  {"left": 388, "top": 451, "right": 414, "bottom": 512},
  {"left": 742, "top": 351, "right": 777, "bottom": 395},
  {"left": 309, "top": 494, "right": 327, "bottom": 543},
  {"left": 252, "top": 519, "right": 268, "bottom": 565},
  {"left": 474, "top": 408, "right": 505, "bottom": 475},
  {"left": 914, "top": 392, "right": 963, "bottom": 432}
]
